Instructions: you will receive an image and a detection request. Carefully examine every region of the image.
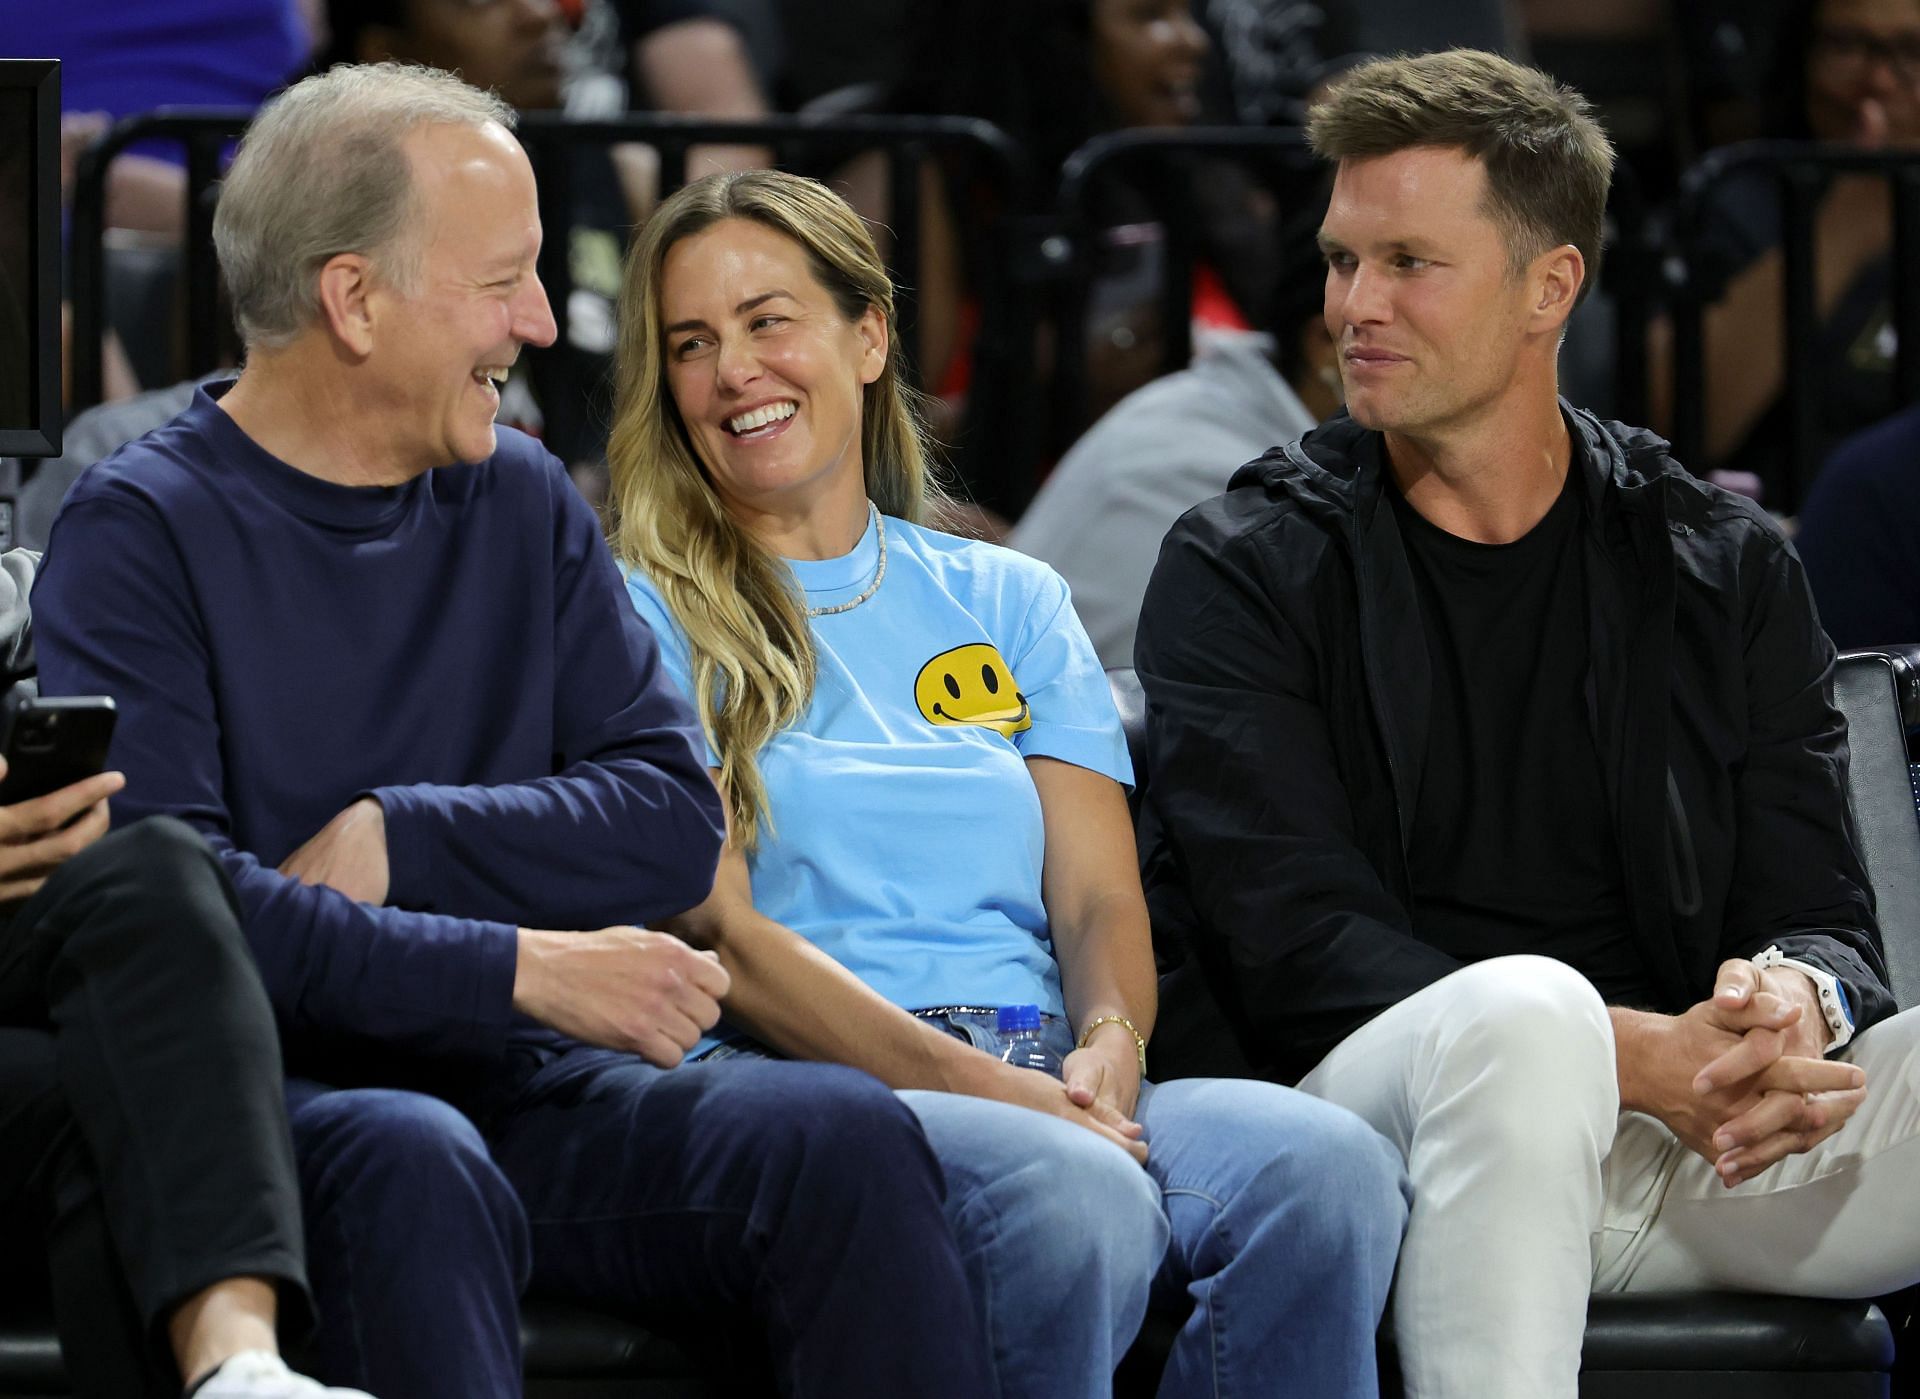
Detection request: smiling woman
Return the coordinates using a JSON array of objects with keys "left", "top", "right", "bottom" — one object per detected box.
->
[
  {"left": 604, "top": 169, "right": 1409, "bottom": 1399},
  {"left": 658, "top": 216, "right": 887, "bottom": 543}
]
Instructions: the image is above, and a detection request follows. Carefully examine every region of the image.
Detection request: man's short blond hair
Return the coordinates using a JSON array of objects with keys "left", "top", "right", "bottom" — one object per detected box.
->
[{"left": 1309, "top": 49, "right": 1615, "bottom": 304}]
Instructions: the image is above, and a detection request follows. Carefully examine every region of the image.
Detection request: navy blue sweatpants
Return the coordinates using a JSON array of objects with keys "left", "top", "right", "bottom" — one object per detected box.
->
[{"left": 287, "top": 1049, "right": 992, "bottom": 1396}]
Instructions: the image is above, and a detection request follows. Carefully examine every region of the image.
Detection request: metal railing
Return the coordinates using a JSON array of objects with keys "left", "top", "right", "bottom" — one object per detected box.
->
[
  {"left": 69, "top": 108, "right": 245, "bottom": 412},
  {"left": 67, "top": 109, "right": 1035, "bottom": 505},
  {"left": 1666, "top": 141, "right": 1920, "bottom": 510},
  {"left": 1049, "top": 126, "right": 1320, "bottom": 456},
  {"left": 66, "top": 115, "right": 1920, "bottom": 517}
]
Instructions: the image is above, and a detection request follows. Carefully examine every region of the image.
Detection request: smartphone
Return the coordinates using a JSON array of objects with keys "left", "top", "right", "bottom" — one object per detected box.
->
[{"left": 0, "top": 696, "right": 118, "bottom": 806}]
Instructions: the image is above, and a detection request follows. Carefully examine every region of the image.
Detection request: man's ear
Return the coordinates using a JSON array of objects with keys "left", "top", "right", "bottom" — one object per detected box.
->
[
  {"left": 315, "top": 253, "right": 379, "bottom": 358},
  {"left": 1530, "top": 244, "right": 1585, "bottom": 334}
]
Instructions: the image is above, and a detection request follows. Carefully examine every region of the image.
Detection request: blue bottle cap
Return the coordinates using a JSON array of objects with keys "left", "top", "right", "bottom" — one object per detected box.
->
[{"left": 996, "top": 1003, "right": 1042, "bottom": 1033}]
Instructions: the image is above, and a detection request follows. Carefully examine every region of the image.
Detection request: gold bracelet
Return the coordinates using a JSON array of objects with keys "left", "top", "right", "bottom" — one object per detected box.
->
[{"left": 1078, "top": 1014, "right": 1148, "bottom": 1077}]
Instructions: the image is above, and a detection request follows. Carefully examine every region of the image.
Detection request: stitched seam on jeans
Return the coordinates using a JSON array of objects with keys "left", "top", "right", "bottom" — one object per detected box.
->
[
  {"left": 1160, "top": 1185, "right": 1227, "bottom": 1210},
  {"left": 1207, "top": 1205, "right": 1240, "bottom": 1396},
  {"left": 951, "top": 1193, "right": 1005, "bottom": 1375}
]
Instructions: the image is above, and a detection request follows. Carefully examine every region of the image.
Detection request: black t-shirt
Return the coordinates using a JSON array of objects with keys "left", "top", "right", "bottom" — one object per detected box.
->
[{"left": 1389, "top": 458, "right": 1655, "bottom": 1005}]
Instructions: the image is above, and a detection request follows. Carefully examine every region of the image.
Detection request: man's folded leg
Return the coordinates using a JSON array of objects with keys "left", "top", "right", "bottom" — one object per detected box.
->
[
  {"left": 1298, "top": 955, "right": 1620, "bottom": 1399},
  {"left": 486, "top": 1049, "right": 995, "bottom": 1396}
]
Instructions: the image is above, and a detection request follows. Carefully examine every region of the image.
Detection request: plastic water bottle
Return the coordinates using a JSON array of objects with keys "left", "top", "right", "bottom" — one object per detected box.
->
[{"left": 997, "top": 1004, "right": 1064, "bottom": 1077}]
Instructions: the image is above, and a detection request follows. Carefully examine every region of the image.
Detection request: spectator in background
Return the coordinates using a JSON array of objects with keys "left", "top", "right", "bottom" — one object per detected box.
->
[
  {"left": 1663, "top": 0, "right": 1920, "bottom": 486},
  {"left": 325, "top": 0, "right": 629, "bottom": 481},
  {"left": 9, "top": 1, "right": 314, "bottom": 401},
  {"left": 1010, "top": 210, "right": 1336, "bottom": 669},
  {"left": 1792, "top": 401, "right": 1920, "bottom": 647},
  {"left": 856, "top": 0, "right": 1269, "bottom": 453},
  {"left": 5, "top": 1, "right": 313, "bottom": 238},
  {"left": 611, "top": 0, "right": 775, "bottom": 179},
  {"left": 1197, "top": 0, "right": 1521, "bottom": 130}
]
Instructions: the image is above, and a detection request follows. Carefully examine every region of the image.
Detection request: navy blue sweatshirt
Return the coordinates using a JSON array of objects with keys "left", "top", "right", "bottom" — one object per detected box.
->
[{"left": 33, "top": 384, "right": 726, "bottom": 1061}]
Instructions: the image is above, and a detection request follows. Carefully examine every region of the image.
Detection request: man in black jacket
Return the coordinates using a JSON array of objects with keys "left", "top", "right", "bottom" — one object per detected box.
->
[{"left": 1137, "top": 48, "right": 1920, "bottom": 1398}]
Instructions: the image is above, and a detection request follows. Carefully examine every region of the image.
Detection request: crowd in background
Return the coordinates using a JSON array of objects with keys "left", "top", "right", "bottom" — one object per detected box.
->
[
  {"left": 6, "top": 11, "right": 1920, "bottom": 1397},
  {"left": 9, "top": 0, "right": 1920, "bottom": 647}
]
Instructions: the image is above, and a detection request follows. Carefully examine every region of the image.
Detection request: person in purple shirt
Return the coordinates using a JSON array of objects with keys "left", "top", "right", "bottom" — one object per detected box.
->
[
  {"left": 11, "top": 0, "right": 313, "bottom": 237},
  {"left": 31, "top": 62, "right": 993, "bottom": 1399}
]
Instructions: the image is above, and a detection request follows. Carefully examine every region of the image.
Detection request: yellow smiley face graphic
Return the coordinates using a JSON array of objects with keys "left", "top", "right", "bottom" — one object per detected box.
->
[{"left": 914, "top": 644, "right": 1033, "bottom": 738}]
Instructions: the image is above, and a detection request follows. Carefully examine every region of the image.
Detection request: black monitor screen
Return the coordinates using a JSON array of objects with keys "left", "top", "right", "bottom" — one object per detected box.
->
[{"left": 0, "top": 61, "right": 59, "bottom": 460}]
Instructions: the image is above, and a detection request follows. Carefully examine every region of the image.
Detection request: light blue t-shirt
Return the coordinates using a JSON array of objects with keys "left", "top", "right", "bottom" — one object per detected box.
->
[{"left": 625, "top": 510, "right": 1132, "bottom": 1025}]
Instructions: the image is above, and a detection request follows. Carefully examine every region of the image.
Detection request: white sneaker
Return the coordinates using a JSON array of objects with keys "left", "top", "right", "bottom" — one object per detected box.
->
[{"left": 186, "top": 1350, "right": 376, "bottom": 1399}]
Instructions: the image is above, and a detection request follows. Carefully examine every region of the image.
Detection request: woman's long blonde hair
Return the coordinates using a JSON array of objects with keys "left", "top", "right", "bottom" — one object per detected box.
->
[{"left": 607, "top": 170, "right": 951, "bottom": 847}]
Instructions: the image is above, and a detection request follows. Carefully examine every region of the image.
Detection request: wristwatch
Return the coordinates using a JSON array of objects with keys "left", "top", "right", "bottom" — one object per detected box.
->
[{"left": 1750, "top": 945, "right": 1855, "bottom": 1053}]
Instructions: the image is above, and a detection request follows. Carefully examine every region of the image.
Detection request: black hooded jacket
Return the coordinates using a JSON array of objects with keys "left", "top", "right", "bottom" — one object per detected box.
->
[{"left": 1136, "top": 404, "right": 1894, "bottom": 1085}]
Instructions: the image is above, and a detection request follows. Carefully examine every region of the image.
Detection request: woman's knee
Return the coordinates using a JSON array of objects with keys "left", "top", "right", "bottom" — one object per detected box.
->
[
  {"left": 917, "top": 1094, "right": 1167, "bottom": 1283},
  {"left": 1153, "top": 1082, "right": 1407, "bottom": 1257}
]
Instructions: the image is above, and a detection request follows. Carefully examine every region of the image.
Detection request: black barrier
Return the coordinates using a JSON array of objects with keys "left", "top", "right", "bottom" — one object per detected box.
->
[
  {"left": 1667, "top": 141, "right": 1920, "bottom": 511},
  {"left": 88, "top": 114, "right": 1920, "bottom": 521},
  {"left": 1606, "top": 160, "right": 1656, "bottom": 431},
  {"left": 69, "top": 108, "right": 247, "bottom": 413},
  {"left": 68, "top": 109, "right": 1035, "bottom": 508},
  {"left": 1050, "top": 127, "right": 1320, "bottom": 458}
]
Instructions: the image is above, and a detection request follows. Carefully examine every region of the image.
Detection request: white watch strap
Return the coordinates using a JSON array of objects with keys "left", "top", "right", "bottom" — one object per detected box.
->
[{"left": 1751, "top": 945, "right": 1855, "bottom": 1053}]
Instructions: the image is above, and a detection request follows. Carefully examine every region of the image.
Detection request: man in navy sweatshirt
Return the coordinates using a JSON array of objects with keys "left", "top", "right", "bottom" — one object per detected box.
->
[{"left": 31, "top": 63, "right": 993, "bottom": 1398}]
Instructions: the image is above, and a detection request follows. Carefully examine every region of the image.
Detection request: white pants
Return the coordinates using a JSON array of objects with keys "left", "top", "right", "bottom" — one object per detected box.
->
[{"left": 1296, "top": 954, "right": 1920, "bottom": 1399}]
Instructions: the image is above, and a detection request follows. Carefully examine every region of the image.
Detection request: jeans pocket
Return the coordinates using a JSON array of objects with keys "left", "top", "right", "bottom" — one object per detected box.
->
[
  {"left": 914, "top": 1010, "right": 1003, "bottom": 1055},
  {"left": 698, "top": 1035, "right": 778, "bottom": 1064}
]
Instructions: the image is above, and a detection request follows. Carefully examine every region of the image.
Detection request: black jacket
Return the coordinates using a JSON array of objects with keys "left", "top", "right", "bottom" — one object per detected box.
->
[{"left": 1136, "top": 404, "right": 1895, "bottom": 1085}]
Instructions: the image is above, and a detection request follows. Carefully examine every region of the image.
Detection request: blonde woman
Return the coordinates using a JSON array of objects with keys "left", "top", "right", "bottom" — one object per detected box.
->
[{"left": 610, "top": 169, "right": 1407, "bottom": 1399}]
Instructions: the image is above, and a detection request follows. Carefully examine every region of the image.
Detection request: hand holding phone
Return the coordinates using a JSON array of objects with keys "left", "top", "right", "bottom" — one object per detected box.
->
[{"left": 0, "top": 755, "right": 123, "bottom": 902}]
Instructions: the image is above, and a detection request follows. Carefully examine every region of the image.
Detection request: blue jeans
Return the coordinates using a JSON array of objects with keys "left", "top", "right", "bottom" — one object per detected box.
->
[
  {"left": 713, "top": 1011, "right": 1409, "bottom": 1399},
  {"left": 285, "top": 1050, "right": 995, "bottom": 1398}
]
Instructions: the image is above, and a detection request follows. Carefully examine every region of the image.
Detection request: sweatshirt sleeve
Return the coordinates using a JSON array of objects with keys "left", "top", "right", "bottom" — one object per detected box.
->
[
  {"left": 1719, "top": 529, "right": 1895, "bottom": 1037},
  {"left": 373, "top": 472, "right": 726, "bottom": 931},
  {"left": 33, "top": 492, "right": 521, "bottom": 1057},
  {"left": 1136, "top": 502, "right": 1464, "bottom": 1077}
]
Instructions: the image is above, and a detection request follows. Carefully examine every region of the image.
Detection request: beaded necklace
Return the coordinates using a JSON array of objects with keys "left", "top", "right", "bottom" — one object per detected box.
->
[{"left": 803, "top": 502, "right": 887, "bottom": 618}]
